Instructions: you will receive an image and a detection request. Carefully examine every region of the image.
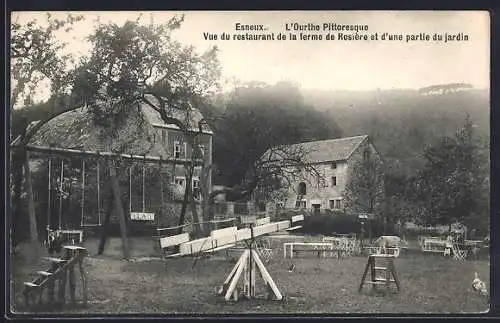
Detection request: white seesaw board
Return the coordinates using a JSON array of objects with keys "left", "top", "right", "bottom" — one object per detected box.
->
[
  {"left": 160, "top": 233, "right": 190, "bottom": 249},
  {"left": 162, "top": 214, "right": 304, "bottom": 257}
]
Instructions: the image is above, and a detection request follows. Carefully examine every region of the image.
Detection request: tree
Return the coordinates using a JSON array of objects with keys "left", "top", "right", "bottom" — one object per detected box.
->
[
  {"left": 10, "top": 13, "right": 84, "bottom": 245},
  {"left": 10, "top": 15, "right": 221, "bottom": 249},
  {"left": 380, "top": 169, "right": 417, "bottom": 237},
  {"left": 208, "top": 82, "right": 343, "bottom": 204},
  {"left": 67, "top": 16, "right": 221, "bottom": 239},
  {"left": 10, "top": 13, "right": 84, "bottom": 110},
  {"left": 410, "top": 115, "right": 489, "bottom": 233},
  {"left": 343, "top": 148, "right": 385, "bottom": 240}
]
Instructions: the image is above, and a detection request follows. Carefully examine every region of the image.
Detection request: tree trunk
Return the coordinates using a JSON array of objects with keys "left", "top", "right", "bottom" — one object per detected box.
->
[
  {"left": 108, "top": 160, "right": 130, "bottom": 259},
  {"left": 189, "top": 196, "right": 202, "bottom": 237},
  {"left": 98, "top": 188, "right": 115, "bottom": 255},
  {"left": 24, "top": 152, "right": 38, "bottom": 242},
  {"left": 201, "top": 162, "right": 213, "bottom": 233}
]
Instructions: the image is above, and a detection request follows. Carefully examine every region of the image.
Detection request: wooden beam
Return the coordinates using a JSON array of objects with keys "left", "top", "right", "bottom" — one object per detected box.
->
[
  {"left": 25, "top": 145, "right": 203, "bottom": 166},
  {"left": 24, "top": 151, "right": 38, "bottom": 242}
]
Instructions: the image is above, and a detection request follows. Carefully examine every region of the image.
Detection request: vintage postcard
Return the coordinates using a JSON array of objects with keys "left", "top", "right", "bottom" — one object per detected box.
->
[{"left": 9, "top": 11, "right": 490, "bottom": 316}]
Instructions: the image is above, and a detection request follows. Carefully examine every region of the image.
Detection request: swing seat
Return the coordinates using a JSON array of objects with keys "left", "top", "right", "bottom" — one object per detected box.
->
[{"left": 130, "top": 212, "right": 155, "bottom": 221}]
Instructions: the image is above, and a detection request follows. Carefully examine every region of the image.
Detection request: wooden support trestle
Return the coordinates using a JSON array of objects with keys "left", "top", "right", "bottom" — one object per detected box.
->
[
  {"left": 23, "top": 246, "right": 88, "bottom": 307},
  {"left": 217, "top": 247, "right": 283, "bottom": 301},
  {"left": 359, "top": 254, "right": 401, "bottom": 295}
]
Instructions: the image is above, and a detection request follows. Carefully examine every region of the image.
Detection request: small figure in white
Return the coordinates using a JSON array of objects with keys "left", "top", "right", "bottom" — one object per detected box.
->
[{"left": 472, "top": 272, "right": 488, "bottom": 297}]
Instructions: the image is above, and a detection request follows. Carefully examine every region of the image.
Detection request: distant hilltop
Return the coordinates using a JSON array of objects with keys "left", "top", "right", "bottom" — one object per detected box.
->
[{"left": 418, "top": 83, "right": 474, "bottom": 96}]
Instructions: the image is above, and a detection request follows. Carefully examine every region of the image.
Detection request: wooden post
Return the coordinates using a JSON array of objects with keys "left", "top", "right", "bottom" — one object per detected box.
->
[
  {"left": 24, "top": 151, "right": 38, "bottom": 242},
  {"left": 78, "top": 255, "right": 88, "bottom": 305},
  {"left": 48, "top": 263, "right": 56, "bottom": 302},
  {"left": 57, "top": 269, "right": 67, "bottom": 304},
  {"left": 108, "top": 160, "right": 130, "bottom": 259},
  {"left": 68, "top": 264, "right": 76, "bottom": 304}
]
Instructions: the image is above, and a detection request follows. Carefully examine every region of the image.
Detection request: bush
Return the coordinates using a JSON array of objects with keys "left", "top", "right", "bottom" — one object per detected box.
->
[{"left": 301, "top": 211, "right": 397, "bottom": 238}]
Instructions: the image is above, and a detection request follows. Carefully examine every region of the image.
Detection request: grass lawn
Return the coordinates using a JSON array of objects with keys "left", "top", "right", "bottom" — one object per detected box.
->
[{"left": 10, "top": 236, "right": 490, "bottom": 315}]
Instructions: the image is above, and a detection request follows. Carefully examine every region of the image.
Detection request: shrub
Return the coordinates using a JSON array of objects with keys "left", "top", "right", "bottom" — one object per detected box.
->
[{"left": 301, "top": 211, "right": 397, "bottom": 238}]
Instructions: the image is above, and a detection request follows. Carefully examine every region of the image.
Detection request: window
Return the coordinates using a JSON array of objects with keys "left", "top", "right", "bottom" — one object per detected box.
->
[
  {"left": 192, "top": 178, "right": 200, "bottom": 190},
  {"left": 363, "top": 150, "right": 371, "bottom": 162},
  {"left": 331, "top": 162, "right": 337, "bottom": 169},
  {"left": 192, "top": 178, "right": 200, "bottom": 199},
  {"left": 161, "top": 129, "right": 167, "bottom": 145},
  {"left": 174, "top": 141, "right": 181, "bottom": 158},
  {"left": 184, "top": 143, "right": 188, "bottom": 158},
  {"left": 198, "top": 144, "right": 205, "bottom": 158},
  {"left": 329, "top": 199, "right": 343, "bottom": 210},
  {"left": 174, "top": 177, "right": 185, "bottom": 187},
  {"left": 331, "top": 176, "right": 337, "bottom": 186},
  {"left": 298, "top": 182, "right": 307, "bottom": 195}
]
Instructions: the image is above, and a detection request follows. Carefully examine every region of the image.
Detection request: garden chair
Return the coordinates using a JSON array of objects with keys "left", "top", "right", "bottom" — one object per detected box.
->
[
  {"left": 256, "top": 237, "right": 273, "bottom": 263},
  {"left": 451, "top": 242, "right": 467, "bottom": 262}
]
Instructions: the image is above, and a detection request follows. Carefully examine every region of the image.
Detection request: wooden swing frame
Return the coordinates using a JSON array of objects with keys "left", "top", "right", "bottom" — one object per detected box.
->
[{"left": 23, "top": 144, "right": 202, "bottom": 259}]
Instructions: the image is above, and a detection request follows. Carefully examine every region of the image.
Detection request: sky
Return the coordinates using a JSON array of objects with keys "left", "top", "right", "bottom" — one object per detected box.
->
[{"left": 12, "top": 11, "right": 490, "bottom": 103}]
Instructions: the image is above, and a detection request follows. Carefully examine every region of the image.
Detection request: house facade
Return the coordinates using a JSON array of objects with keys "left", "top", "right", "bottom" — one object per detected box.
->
[
  {"left": 140, "top": 95, "right": 213, "bottom": 199},
  {"left": 270, "top": 135, "right": 383, "bottom": 214}
]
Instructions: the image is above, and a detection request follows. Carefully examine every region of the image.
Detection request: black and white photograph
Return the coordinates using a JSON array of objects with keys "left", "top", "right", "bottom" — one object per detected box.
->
[{"left": 8, "top": 10, "right": 490, "bottom": 315}]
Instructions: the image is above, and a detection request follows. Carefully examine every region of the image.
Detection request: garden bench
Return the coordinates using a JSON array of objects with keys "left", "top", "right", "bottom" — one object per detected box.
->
[{"left": 283, "top": 242, "right": 339, "bottom": 258}]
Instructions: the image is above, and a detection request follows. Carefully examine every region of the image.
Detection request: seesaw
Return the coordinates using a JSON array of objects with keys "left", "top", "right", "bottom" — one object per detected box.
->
[{"left": 157, "top": 214, "right": 304, "bottom": 301}]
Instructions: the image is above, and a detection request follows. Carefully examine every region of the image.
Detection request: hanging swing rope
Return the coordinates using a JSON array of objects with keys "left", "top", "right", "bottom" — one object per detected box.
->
[
  {"left": 47, "top": 158, "right": 84, "bottom": 246},
  {"left": 97, "top": 158, "right": 101, "bottom": 226},
  {"left": 129, "top": 163, "right": 133, "bottom": 214},
  {"left": 142, "top": 156, "right": 146, "bottom": 213},
  {"left": 159, "top": 156, "right": 164, "bottom": 208},
  {"left": 47, "top": 159, "right": 52, "bottom": 232},
  {"left": 80, "top": 159, "right": 85, "bottom": 227},
  {"left": 129, "top": 157, "right": 155, "bottom": 221},
  {"left": 76, "top": 155, "right": 103, "bottom": 228},
  {"left": 58, "top": 159, "right": 64, "bottom": 230}
]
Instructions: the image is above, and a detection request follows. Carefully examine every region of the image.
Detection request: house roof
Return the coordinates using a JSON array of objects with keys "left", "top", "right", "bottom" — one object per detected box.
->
[
  {"left": 140, "top": 94, "right": 213, "bottom": 135},
  {"left": 26, "top": 102, "right": 169, "bottom": 156},
  {"left": 23, "top": 95, "right": 212, "bottom": 156},
  {"left": 268, "top": 135, "right": 369, "bottom": 163}
]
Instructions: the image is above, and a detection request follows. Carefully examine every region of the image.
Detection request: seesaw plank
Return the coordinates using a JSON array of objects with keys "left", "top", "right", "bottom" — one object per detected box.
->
[
  {"left": 276, "top": 220, "right": 290, "bottom": 231},
  {"left": 160, "top": 233, "right": 190, "bottom": 249},
  {"left": 252, "top": 223, "right": 278, "bottom": 237},
  {"left": 179, "top": 237, "right": 215, "bottom": 255},
  {"left": 211, "top": 226, "right": 238, "bottom": 239},
  {"left": 236, "top": 228, "right": 251, "bottom": 240},
  {"left": 214, "top": 235, "right": 237, "bottom": 248}
]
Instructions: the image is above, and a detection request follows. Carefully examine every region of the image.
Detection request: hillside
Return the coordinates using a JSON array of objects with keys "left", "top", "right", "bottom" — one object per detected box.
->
[
  {"left": 302, "top": 88, "right": 490, "bottom": 176},
  {"left": 11, "top": 86, "right": 490, "bottom": 181}
]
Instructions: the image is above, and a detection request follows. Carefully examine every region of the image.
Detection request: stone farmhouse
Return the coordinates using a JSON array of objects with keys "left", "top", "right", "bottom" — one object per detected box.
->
[{"left": 267, "top": 135, "right": 383, "bottom": 215}]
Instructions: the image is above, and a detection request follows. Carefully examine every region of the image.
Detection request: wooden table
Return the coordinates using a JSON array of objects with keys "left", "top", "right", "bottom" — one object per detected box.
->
[{"left": 283, "top": 242, "right": 336, "bottom": 258}]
